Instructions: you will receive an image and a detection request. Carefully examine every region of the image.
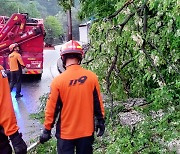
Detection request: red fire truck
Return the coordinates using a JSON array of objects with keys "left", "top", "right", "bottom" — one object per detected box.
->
[{"left": 0, "top": 13, "right": 45, "bottom": 78}]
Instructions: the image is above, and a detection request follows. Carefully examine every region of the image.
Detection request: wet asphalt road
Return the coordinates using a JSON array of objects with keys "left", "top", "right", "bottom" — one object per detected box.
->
[{"left": 11, "top": 47, "right": 61, "bottom": 146}]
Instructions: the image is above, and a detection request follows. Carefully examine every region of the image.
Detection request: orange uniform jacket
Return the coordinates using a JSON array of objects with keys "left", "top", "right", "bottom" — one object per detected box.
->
[
  {"left": 44, "top": 65, "right": 105, "bottom": 139},
  {"left": 8, "top": 51, "right": 25, "bottom": 71},
  {"left": 0, "top": 65, "right": 19, "bottom": 136}
]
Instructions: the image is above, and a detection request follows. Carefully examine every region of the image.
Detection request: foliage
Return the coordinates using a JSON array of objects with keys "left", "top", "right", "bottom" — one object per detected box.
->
[
  {"left": 80, "top": 0, "right": 179, "bottom": 105},
  {"left": 25, "top": 2, "right": 41, "bottom": 18},
  {"left": 0, "top": 0, "right": 61, "bottom": 17},
  {"left": 30, "top": 0, "right": 179, "bottom": 153},
  {"left": 57, "top": 0, "right": 73, "bottom": 10},
  {"left": 93, "top": 103, "right": 180, "bottom": 154},
  {"left": 29, "top": 138, "right": 57, "bottom": 154},
  {"left": 35, "top": 0, "right": 61, "bottom": 16},
  {"left": 0, "top": 0, "right": 40, "bottom": 17},
  {"left": 78, "top": 0, "right": 119, "bottom": 20},
  {"left": 30, "top": 92, "right": 180, "bottom": 153},
  {"left": 0, "top": 0, "right": 65, "bottom": 45},
  {"left": 29, "top": 93, "right": 59, "bottom": 153},
  {"left": 56, "top": 7, "right": 81, "bottom": 41},
  {"left": 56, "top": 0, "right": 81, "bottom": 41},
  {"left": 0, "top": 0, "right": 23, "bottom": 16},
  {"left": 44, "top": 16, "right": 63, "bottom": 45},
  {"left": 78, "top": 0, "right": 180, "bottom": 153},
  {"left": 57, "top": 0, "right": 79, "bottom": 10},
  {"left": 30, "top": 93, "right": 49, "bottom": 123}
]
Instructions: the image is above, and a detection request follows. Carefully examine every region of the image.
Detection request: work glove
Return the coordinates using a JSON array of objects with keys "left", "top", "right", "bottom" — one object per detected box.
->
[
  {"left": 24, "top": 67, "right": 28, "bottom": 73},
  {"left": 95, "top": 119, "right": 105, "bottom": 137},
  {"left": 40, "top": 128, "right": 51, "bottom": 144},
  {"left": 10, "top": 131, "right": 27, "bottom": 154}
]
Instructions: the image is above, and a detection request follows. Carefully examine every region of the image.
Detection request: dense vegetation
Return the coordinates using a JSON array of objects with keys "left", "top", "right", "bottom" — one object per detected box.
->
[
  {"left": 59, "top": 0, "right": 179, "bottom": 153},
  {"left": 0, "top": 0, "right": 81, "bottom": 45},
  {"left": 2, "top": 0, "right": 178, "bottom": 153},
  {"left": 79, "top": 0, "right": 180, "bottom": 153},
  {"left": 0, "top": 0, "right": 60, "bottom": 17},
  {"left": 31, "top": 1, "right": 179, "bottom": 153}
]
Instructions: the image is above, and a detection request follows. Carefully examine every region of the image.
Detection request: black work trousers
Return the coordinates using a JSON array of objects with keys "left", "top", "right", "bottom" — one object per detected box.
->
[
  {"left": 10, "top": 70, "right": 22, "bottom": 95},
  {"left": 0, "top": 134, "right": 12, "bottom": 154},
  {"left": 57, "top": 135, "right": 94, "bottom": 154},
  {"left": 0, "top": 144, "right": 12, "bottom": 154}
]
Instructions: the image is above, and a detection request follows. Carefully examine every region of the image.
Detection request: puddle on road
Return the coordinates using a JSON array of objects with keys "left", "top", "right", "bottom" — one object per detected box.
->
[
  {"left": 10, "top": 70, "right": 56, "bottom": 146},
  {"left": 11, "top": 90, "right": 43, "bottom": 147}
]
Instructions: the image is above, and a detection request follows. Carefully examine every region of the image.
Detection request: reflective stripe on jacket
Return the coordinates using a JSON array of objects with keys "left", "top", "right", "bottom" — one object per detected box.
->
[
  {"left": 0, "top": 65, "right": 19, "bottom": 136},
  {"left": 8, "top": 51, "right": 25, "bottom": 71},
  {"left": 44, "top": 65, "right": 105, "bottom": 139}
]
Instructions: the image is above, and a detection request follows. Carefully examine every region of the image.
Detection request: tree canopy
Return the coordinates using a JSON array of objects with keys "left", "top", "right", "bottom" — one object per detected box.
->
[
  {"left": 0, "top": 0, "right": 64, "bottom": 45},
  {"left": 79, "top": 0, "right": 179, "bottom": 104},
  {"left": 78, "top": 0, "right": 179, "bottom": 152},
  {"left": 44, "top": 16, "right": 63, "bottom": 45},
  {"left": 1, "top": 0, "right": 179, "bottom": 152}
]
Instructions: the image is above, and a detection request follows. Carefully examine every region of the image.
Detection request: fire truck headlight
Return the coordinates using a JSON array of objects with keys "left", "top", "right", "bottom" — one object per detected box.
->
[
  {"left": 30, "top": 61, "right": 42, "bottom": 68},
  {"left": 37, "top": 63, "right": 41, "bottom": 68},
  {"left": 26, "top": 64, "right": 31, "bottom": 68}
]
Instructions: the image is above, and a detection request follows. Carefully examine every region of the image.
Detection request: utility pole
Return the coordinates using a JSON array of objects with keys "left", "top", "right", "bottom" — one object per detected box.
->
[
  {"left": 67, "top": 0, "right": 73, "bottom": 41},
  {"left": 58, "top": 0, "right": 73, "bottom": 41},
  {"left": 67, "top": 8, "right": 72, "bottom": 41}
]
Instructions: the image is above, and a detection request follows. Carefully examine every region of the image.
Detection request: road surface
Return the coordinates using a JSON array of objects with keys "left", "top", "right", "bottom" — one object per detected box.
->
[{"left": 11, "top": 47, "right": 61, "bottom": 146}]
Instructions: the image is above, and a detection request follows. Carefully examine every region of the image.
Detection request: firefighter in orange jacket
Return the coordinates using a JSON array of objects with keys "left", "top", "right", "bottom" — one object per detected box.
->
[
  {"left": 0, "top": 65, "right": 27, "bottom": 154},
  {"left": 40, "top": 40, "right": 105, "bottom": 154},
  {"left": 8, "top": 43, "right": 25, "bottom": 98}
]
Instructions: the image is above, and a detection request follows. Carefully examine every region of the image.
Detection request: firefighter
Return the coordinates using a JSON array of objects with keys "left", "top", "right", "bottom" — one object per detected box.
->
[
  {"left": 8, "top": 43, "right": 26, "bottom": 98},
  {"left": 40, "top": 40, "right": 105, "bottom": 154},
  {"left": 0, "top": 65, "right": 27, "bottom": 154}
]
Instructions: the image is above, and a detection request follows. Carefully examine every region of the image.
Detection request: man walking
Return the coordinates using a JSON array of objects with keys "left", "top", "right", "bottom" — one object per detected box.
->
[
  {"left": 40, "top": 40, "right": 105, "bottom": 154},
  {"left": 8, "top": 43, "right": 25, "bottom": 98},
  {"left": 0, "top": 65, "right": 27, "bottom": 154}
]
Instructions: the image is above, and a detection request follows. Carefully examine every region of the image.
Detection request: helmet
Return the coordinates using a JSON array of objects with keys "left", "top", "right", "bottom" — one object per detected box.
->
[
  {"left": 9, "top": 43, "right": 19, "bottom": 52},
  {"left": 61, "top": 40, "right": 84, "bottom": 69},
  {"left": 61, "top": 40, "right": 84, "bottom": 56}
]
